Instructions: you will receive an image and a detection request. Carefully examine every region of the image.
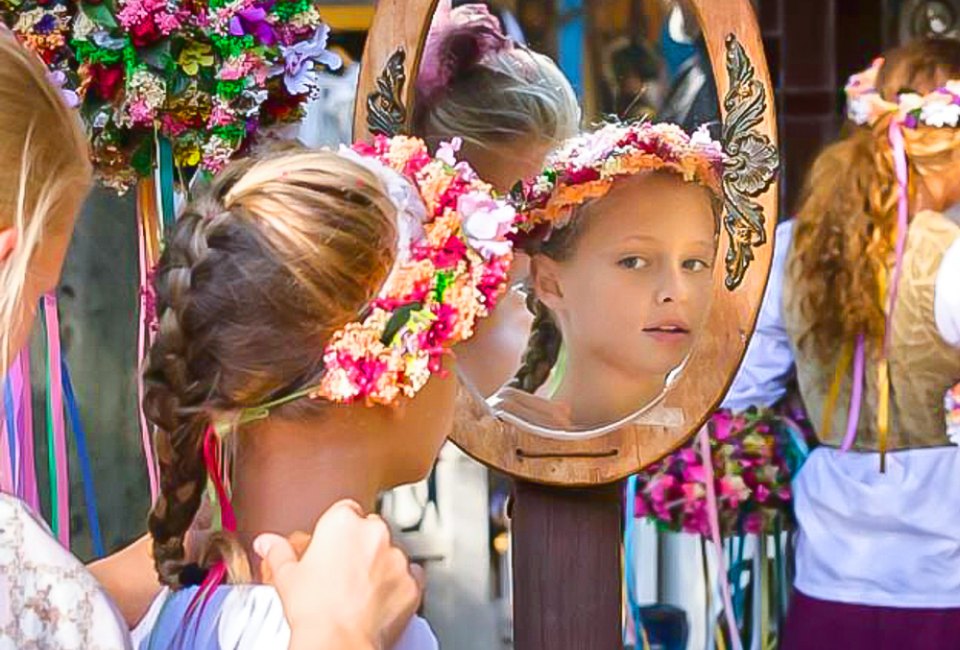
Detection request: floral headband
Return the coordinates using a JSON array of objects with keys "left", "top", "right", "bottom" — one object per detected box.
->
[
  {"left": 511, "top": 121, "right": 726, "bottom": 235},
  {"left": 845, "top": 57, "right": 960, "bottom": 128},
  {"left": 215, "top": 134, "right": 516, "bottom": 435}
]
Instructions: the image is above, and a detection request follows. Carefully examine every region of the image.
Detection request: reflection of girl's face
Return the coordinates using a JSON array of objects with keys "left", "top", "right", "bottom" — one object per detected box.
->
[{"left": 533, "top": 173, "right": 717, "bottom": 381}]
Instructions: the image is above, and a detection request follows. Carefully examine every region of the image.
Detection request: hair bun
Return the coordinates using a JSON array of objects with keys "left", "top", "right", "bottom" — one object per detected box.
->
[{"left": 417, "top": 3, "right": 512, "bottom": 103}]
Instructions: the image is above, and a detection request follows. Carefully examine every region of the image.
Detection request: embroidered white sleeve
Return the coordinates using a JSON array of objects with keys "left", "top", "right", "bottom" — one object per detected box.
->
[
  {"left": 721, "top": 220, "right": 797, "bottom": 412},
  {"left": 935, "top": 238, "right": 960, "bottom": 348}
]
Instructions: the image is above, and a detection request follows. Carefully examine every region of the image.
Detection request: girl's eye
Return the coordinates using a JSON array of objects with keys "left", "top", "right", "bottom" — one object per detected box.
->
[
  {"left": 683, "top": 258, "right": 711, "bottom": 272},
  {"left": 618, "top": 256, "right": 648, "bottom": 270}
]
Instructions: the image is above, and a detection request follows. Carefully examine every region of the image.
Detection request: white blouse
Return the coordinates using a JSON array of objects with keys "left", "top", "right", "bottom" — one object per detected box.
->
[
  {"left": 0, "top": 494, "right": 131, "bottom": 649},
  {"left": 721, "top": 219, "right": 960, "bottom": 608},
  {"left": 132, "top": 585, "right": 438, "bottom": 650}
]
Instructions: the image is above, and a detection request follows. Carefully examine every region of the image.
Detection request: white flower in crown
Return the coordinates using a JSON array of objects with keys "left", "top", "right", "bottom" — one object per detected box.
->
[
  {"left": 436, "top": 136, "right": 463, "bottom": 167},
  {"left": 458, "top": 191, "right": 517, "bottom": 259},
  {"left": 920, "top": 92, "right": 960, "bottom": 128},
  {"left": 896, "top": 92, "right": 925, "bottom": 121},
  {"left": 847, "top": 95, "right": 875, "bottom": 125},
  {"left": 690, "top": 124, "right": 724, "bottom": 156}
]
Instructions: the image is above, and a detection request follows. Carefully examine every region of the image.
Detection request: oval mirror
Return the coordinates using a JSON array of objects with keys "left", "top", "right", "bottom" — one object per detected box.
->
[{"left": 353, "top": 0, "right": 778, "bottom": 486}]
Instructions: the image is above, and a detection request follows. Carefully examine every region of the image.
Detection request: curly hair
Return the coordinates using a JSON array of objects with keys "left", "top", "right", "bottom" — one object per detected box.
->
[
  {"left": 792, "top": 38, "right": 960, "bottom": 356},
  {"left": 142, "top": 149, "right": 397, "bottom": 588}
]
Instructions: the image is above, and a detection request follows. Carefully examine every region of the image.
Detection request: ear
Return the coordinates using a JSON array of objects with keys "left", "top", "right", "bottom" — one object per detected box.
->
[
  {"left": 0, "top": 228, "right": 17, "bottom": 264},
  {"left": 530, "top": 255, "right": 565, "bottom": 313}
]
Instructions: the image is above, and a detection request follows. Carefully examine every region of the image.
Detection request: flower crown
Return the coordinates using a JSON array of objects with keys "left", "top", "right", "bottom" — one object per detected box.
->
[
  {"left": 223, "top": 135, "right": 516, "bottom": 428},
  {"left": 845, "top": 57, "right": 960, "bottom": 128},
  {"left": 511, "top": 121, "right": 726, "bottom": 234}
]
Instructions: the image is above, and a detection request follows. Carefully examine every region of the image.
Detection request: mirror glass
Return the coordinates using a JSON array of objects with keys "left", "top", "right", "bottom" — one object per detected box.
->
[{"left": 411, "top": 0, "right": 722, "bottom": 434}]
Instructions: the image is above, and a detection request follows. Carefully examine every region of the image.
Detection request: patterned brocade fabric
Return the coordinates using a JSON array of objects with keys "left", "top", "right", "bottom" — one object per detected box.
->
[{"left": 0, "top": 494, "right": 130, "bottom": 650}]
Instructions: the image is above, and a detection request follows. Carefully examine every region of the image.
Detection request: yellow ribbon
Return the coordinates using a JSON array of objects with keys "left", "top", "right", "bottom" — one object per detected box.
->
[
  {"left": 821, "top": 342, "right": 854, "bottom": 439},
  {"left": 877, "top": 263, "right": 890, "bottom": 472}
]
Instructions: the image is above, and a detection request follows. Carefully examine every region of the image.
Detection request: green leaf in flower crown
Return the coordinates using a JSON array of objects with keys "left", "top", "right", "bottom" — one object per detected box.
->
[
  {"left": 381, "top": 303, "right": 422, "bottom": 345},
  {"left": 81, "top": 2, "right": 118, "bottom": 29},
  {"left": 140, "top": 40, "right": 173, "bottom": 72}
]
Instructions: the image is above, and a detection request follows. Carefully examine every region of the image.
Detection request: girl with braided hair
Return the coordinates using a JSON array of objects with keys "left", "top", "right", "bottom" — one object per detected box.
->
[
  {"left": 492, "top": 120, "right": 724, "bottom": 430},
  {"left": 413, "top": 0, "right": 580, "bottom": 398},
  {"left": 130, "top": 137, "right": 516, "bottom": 649},
  {"left": 0, "top": 27, "right": 429, "bottom": 650}
]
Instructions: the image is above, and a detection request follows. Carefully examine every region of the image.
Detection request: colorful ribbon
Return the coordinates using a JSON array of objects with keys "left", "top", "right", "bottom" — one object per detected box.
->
[
  {"left": 18, "top": 350, "right": 38, "bottom": 511},
  {"left": 61, "top": 357, "right": 104, "bottom": 557},
  {"left": 840, "top": 334, "right": 866, "bottom": 452},
  {"left": 136, "top": 179, "right": 161, "bottom": 504},
  {"left": 699, "top": 426, "right": 742, "bottom": 650},
  {"left": 42, "top": 293, "right": 69, "bottom": 547}
]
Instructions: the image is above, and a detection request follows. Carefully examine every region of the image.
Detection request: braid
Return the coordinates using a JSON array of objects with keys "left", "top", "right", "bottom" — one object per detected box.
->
[
  {"left": 509, "top": 292, "right": 562, "bottom": 393},
  {"left": 143, "top": 207, "right": 230, "bottom": 588}
]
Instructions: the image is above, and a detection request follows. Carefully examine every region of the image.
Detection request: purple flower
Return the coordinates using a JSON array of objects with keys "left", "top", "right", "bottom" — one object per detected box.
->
[
  {"left": 269, "top": 24, "right": 342, "bottom": 95},
  {"left": 228, "top": 3, "right": 276, "bottom": 45},
  {"left": 47, "top": 71, "right": 79, "bottom": 109}
]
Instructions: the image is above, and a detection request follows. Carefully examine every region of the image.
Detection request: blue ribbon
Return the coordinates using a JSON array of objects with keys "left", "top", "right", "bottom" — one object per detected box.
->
[
  {"left": 3, "top": 374, "right": 16, "bottom": 495},
  {"left": 61, "top": 358, "right": 104, "bottom": 557}
]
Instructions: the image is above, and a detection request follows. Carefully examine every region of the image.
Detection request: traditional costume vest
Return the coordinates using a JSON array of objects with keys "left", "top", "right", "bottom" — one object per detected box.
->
[{"left": 783, "top": 210, "right": 960, "bottom": 450}]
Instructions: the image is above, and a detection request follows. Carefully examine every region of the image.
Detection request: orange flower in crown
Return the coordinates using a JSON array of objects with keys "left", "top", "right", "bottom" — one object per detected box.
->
[{"left": 512, "top": 121, "right": 727, "bottom": 235}]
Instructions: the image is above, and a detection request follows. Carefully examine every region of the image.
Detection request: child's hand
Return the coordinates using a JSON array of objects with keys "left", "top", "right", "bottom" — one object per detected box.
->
[{"left": 254, "top": 500, "right": 424, "bottom": 650}]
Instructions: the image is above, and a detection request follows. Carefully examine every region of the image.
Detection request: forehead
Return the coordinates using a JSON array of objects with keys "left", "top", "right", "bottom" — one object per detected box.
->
[{"left": 576, "top": 173, "right": 717, "bottom": 246}]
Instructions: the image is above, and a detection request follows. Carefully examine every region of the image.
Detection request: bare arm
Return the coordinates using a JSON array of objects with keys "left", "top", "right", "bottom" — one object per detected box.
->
[{"left": 87, "top": 534, "right": 162, "bottom": 628}]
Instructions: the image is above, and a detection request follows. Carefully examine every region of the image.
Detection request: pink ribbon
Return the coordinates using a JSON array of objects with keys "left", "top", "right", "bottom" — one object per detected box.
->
[
  {"left": 699, "top": 426, "right": 742, "bottom": 650},
  {"left": 886, "top": 120, "right": 911, "bottom": 353},
  {"left": 841, "top": 334, "right": 866, "bottom": 452},
  {"left": 44, "top": 293, "right": 69, "bottom": 548},
  {"left": 136, "top": 210, "right": 160, "bottom": 504},
  {"left": 19, "top": 350, "right": 38, "bottom": 511},
  {"left": 842, "top": 122, "right": 911, "bottom": 452}
]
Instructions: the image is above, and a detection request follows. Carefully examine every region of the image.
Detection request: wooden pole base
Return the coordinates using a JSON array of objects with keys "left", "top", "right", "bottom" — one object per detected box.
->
[{"left": 511, "top": 480, "right": 623, "bottom": 650}]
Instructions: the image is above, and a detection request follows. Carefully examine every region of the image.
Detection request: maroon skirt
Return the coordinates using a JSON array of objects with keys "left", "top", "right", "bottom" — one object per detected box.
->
[{"left": 781, "top": 589, "right": 960, "bottom": 650}]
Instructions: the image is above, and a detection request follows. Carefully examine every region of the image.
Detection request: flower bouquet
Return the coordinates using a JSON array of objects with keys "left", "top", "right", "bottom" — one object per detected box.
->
[
  {"left": 633, "top": 407, "right": 810, "bottom": 538},
  {"left": 2, "top": 0, "right": 341, "bottom": 191}
]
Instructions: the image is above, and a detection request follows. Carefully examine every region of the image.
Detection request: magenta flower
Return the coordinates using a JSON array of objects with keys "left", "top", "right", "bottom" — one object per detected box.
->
[{"left": 229, "top": 3, "right": 277, "bottom": 45}]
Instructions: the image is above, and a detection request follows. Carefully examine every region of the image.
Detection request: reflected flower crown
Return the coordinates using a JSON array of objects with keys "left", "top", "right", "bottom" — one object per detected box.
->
[
  {"left": 845, "top": 57, "right": 960, "bottom": 128},
  {"left": 222, "top": 135, "right": 516, "bottom": 431},
  {"left": 511, "top": 121, "right": 726, "bottom": 235}
]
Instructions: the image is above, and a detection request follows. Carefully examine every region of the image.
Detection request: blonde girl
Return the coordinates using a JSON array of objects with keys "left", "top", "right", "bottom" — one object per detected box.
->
[{"left": 0, "top": 30, "right": 422, "bottom": 650}]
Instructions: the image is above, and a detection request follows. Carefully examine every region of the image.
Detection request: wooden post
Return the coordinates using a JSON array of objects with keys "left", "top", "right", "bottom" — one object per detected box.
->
[{"left": 511, "top": 481, "right": 623, "bottom": 650}]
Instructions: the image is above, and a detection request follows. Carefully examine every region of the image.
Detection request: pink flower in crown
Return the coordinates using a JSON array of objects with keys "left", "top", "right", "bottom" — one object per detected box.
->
[
  {"left": 459, "top": 191, "right": 516, "bottom": 259},
  {"left": 127, "top": 99, "right": 156, "bottom": 125},
  {"left": 718, "top": 475, "right": 749, "bottom": 508},
  {"left": 436, "top": 137, "right": 462, "bottom": 167}
]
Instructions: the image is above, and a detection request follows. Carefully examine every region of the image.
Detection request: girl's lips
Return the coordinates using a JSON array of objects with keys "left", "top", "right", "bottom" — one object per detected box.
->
[{"left": 642, "top": 324, "right": 691, "bottom": 345}]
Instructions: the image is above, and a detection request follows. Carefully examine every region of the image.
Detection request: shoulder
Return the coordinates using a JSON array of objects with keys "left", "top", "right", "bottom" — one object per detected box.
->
[
  {"left": 0, "top": 494, "right": 130, "bottom": 649},
  {"left": 133, "top": 585, "right": 289, "bottom": 650},
  {"left": 135, "top": 584, "right": 439, "bottom": 650}
]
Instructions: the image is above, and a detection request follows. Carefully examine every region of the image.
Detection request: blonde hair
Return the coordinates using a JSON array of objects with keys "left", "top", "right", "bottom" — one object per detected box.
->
[
  {"left": 793, "top": 38, "right": 960, "bottom": 355},
  {"left": 414, "top": 46, "right": 581, "bottom": 151},
  {"left": 143, "top": 148, "right": 398, "bottom": 587},
  {"left": 0, "top": 34, "right": 91, "bottom": 368}
]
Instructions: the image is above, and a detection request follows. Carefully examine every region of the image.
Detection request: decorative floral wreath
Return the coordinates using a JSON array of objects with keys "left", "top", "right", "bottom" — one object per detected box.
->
[
  {"left": 2, "top": 0, "right": 342, "bottom": 191},
  {"left": 845, "top": 57, "right": 960, "bottom": 129},
  {"left": 511, "top": 121, "right": 726, "bottom": 234},
  {"left": 240, "top": 135, "right": 515, "bottom": 413}
]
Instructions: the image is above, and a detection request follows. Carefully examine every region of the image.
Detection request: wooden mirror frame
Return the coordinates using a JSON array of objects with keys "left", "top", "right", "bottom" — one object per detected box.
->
[{"left": 353, "top": 0, "right": 779, "bottom": 486}]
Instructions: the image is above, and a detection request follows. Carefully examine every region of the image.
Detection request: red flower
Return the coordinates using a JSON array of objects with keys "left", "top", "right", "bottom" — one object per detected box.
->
[
  {"left": 90, "top": 64, "right": 124, "bottom": 102},
  {"left": 129, "top": 17, "right": 162, "bottom": 47}
]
